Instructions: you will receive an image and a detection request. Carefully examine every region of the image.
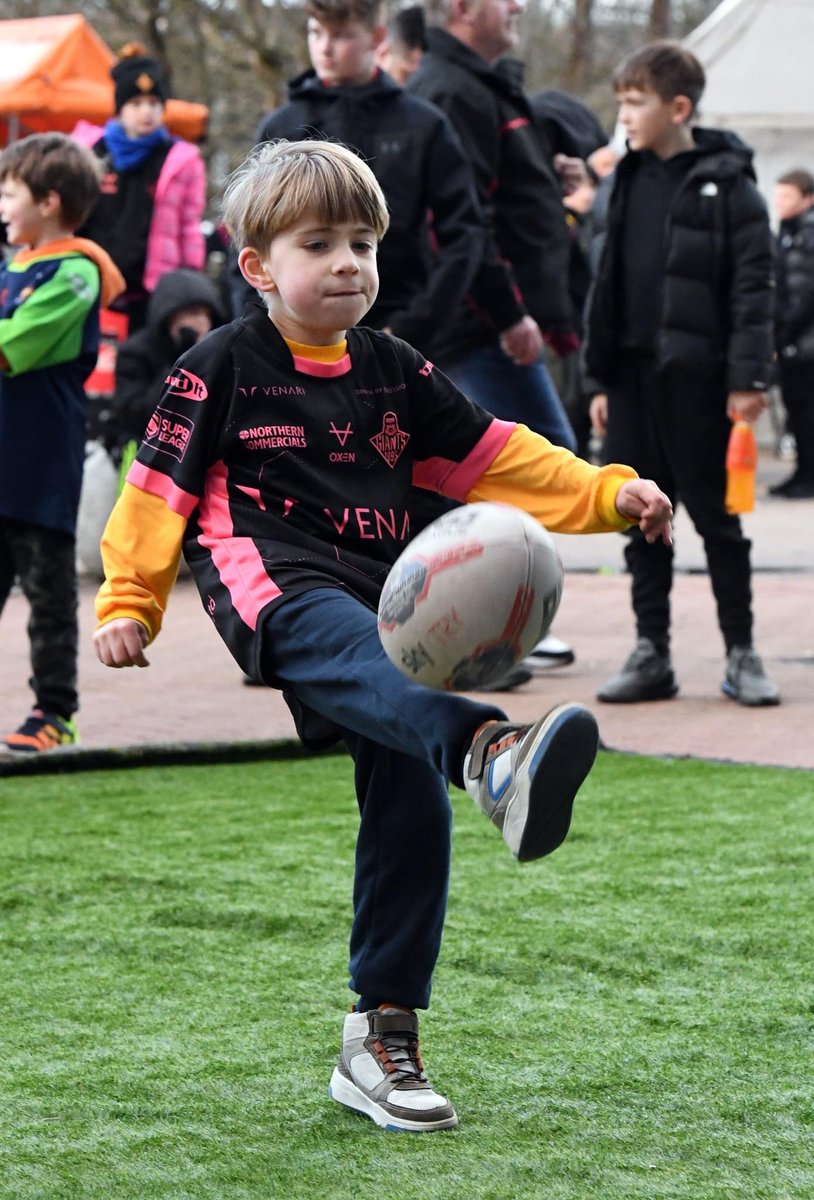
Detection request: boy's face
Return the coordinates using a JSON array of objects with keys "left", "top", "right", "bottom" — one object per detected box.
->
[
  {"left": 307, "top": 17, "right": 384, "bottom": 87},
  {"left": 245, "top": 215, "right": 379, "bottom": 345},
  {"left": 0, "top": 175, "right": 49, "bottom": 249},
  {"left": 774, "top": 183, "right": 814, "bottom": 223},
  {"left": 119, "top": 95, "right": 165, "bottom": 139},
  {"left": 616, "top": 86, "right": 689, "bottom": 156},
  {"left": 375, "top": 37, "right": 423, "bottom": 86}
]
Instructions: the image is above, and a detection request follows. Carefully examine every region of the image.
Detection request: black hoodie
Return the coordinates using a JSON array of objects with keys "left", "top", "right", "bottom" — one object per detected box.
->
[
  {"left": 112, "top": 268, "right": 227, "bottom": 446},
  {"left": 584, "top": 127, "right": 774, "bottom": 392},
  {"left": 255, "top": 68, "right": 484, "bottom": 355}
]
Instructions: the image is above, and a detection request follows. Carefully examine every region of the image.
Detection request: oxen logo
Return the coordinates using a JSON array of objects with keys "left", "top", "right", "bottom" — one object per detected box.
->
[
  {"left": 370, "top": 411, "right": 409, "bottom": 468},
  {"left": 143, "top": 406, "right": 195, "bottom": 462},
  {"left": 165, "top": 367, "right": 208, "bottom": 402}
]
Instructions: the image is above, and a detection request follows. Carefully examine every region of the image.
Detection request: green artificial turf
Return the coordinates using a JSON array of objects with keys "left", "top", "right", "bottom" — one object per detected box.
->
[{"left": 1, "top": 752, "right": 812, "bottom": 1199}]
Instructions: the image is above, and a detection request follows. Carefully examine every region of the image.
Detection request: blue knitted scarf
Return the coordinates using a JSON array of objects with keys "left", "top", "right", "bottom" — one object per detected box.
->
[{"left": 103, "top": 120, "right": 171, "bottom": 173}]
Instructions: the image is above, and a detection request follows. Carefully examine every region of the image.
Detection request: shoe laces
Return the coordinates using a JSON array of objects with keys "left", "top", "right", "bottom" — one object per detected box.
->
[
  {"left": 729, "top": 646, "right": 764, "bottom": 675},
  {"left": 368, "top": 1008, "right": 427, "bottom": 1085}
]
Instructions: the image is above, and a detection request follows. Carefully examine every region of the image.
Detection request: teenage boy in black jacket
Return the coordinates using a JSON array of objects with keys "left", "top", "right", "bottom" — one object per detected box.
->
[
  {"left": 248, "top": 0, "right": 483, "bottom": 358},
  {"left": 584, "top": 40, "right": 779, "bottom": 708}
]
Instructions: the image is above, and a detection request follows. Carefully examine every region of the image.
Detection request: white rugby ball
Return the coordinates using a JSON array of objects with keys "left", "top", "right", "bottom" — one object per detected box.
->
[{"left": 377, "top": 502, "right": 563, "bottom": 691}]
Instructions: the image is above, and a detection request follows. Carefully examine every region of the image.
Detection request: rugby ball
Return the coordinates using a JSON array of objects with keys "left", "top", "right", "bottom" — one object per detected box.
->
[{"left": 377, "top": 502, "right": 563, "bottom": 691}]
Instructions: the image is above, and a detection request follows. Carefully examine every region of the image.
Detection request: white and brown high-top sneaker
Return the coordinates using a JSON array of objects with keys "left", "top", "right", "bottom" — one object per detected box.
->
[
  {"left": 328, "top": 1007, "right": 458, "bottom": 1132},
  {"left": 463, "top": 703, "right": 599, "bottom": 861}
]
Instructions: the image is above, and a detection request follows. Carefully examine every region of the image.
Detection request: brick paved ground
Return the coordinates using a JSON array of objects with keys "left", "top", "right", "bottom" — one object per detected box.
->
[{"left": 2, "top": 448, "right": 812, "bottom": 773}]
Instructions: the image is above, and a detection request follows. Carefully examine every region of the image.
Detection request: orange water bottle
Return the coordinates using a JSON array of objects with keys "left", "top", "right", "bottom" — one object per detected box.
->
[{"left": 725, "top": 421, "right": 757, "bottom": 514}]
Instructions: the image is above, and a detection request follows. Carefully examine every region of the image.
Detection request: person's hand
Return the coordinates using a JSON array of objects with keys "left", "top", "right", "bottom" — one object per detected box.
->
[
  {"left": 542, "top": 329, "right": 580, "bottom": 358},
  {"left": 589, "top": 392, "right": 608, "bottom": 436},
  {"left": 499, "top": 316, "right": 544, "bottom": 366},
  {"left": 554, "top": 153, "right": 590, "bottom": 196},
  {"left": 93, "top": 618, "right": 150, "bottom": 668},
  {"left": 727, "top": 390, "right": 768, "bottom": 423},
  {"left": 615, "top": 479, "right": 674, "bottom": 545}
]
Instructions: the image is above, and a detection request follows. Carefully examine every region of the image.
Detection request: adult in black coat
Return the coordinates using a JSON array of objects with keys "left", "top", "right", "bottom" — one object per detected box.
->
[{"left": 407, "top": 2, "right": 577, "bottom": 452}]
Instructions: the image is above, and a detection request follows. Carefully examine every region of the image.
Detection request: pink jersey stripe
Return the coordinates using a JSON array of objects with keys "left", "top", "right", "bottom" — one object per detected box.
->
[
  {"left": 197, "top": 460, "right": 282, "bottom": 631},
  {"left": 127, "top": 459, "right": 200, "bottom": 517},
  {"left": 292, "top": 354, "right": 352, "bottom": 377},
  {"left": 412, "top": 418, "right": 516, "bottom": 500}
]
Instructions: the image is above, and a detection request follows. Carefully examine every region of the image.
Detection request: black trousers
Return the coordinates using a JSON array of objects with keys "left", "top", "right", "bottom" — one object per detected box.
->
[
  {"left": 0, "top": 517, "right": 79, "bottom": 718},
  {"left": 603, "top": 354, "right": 753, "bottom": 653},
  {"left": 778, "top": 357, "right": 814, "bottom": 480}
]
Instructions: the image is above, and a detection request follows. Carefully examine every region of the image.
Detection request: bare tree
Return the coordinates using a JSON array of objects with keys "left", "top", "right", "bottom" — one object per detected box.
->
[
  {"left": 566, "top": 0, "right": 595, "bottom": 93},
  {"left": 650, "top": 0, "right": 672, "bottom": 38}
]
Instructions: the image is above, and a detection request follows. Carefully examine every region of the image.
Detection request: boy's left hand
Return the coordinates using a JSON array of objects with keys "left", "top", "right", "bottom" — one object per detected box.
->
[
  {"left": 615, "top": 479, "right": 673, "bottom": 545},
  {"left": 727, "top": 390, "right": 768, "bottom": 423}
]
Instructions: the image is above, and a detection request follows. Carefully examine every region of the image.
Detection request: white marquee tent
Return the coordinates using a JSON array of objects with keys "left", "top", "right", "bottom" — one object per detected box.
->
[{"left": 685, "top": 0, "right": 814, "bottom": 203}]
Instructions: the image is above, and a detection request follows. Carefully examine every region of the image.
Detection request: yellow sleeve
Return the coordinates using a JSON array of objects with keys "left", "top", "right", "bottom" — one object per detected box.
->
[
  {"left": 465, "top": 424, "right": 638, "bottom": 534},
  {"left": 95, "top": 483, "right": 186, "bottom": 642}
]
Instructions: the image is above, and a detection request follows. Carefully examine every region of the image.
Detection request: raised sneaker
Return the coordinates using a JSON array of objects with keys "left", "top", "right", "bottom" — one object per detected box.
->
[
  {"left": 328, "top": 1007, "right": 458, "bottom": 1132},
  {"left": 721, "top": 646, "right": 780, "bottom": 707},
  {"left": 596, "top": 637, "right": 678, "bottom": 703},
  {"left": 463, "top": 703, "right": 599, "bottom": 861},
  {"left": 2, "top": 709, "right": 79, "bottom": 752}
]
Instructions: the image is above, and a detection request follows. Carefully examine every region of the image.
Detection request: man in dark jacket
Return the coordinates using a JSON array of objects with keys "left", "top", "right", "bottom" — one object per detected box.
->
[
  {"left": 407, "top": 0, "right": 577, "bottom": 452},
  {"left": 771, "top": 168, "right": 814, "bottom": 498},
  {"left": 584, "top": 40, "right": 778, "bottom": 708},
  {"left": 247, "top": 0, "right": 483, "bottom": 359}
]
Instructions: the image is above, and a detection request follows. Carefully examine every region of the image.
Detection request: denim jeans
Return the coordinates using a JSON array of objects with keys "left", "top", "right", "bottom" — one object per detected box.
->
[
  {"left": 444, "top": 341, "right": 578, "bottom": 452},
  {"left": 261, "top": 586, "right": 506, "bottom": 1009}
]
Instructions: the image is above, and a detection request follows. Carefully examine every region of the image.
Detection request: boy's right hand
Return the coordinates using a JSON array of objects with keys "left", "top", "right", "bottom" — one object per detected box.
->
[
  {"left": 93, "top": 618, "right": 150, "bottom": 669},
  {"left": 589, "top": 393, "right": 608, "bottom": 436}
]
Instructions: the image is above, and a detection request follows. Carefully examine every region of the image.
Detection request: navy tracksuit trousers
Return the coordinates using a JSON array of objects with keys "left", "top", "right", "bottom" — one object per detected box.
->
[{"left": 262, "top": 587, "right": 506, "bottom": 1010}]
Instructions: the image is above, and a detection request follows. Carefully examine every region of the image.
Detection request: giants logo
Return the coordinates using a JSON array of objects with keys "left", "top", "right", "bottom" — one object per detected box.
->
[
  {"left": 165, "top": 367, "right": 208, "bottom": 402},
  {"left": 370, "top": 411, "right": 409, "bottom": 468}
]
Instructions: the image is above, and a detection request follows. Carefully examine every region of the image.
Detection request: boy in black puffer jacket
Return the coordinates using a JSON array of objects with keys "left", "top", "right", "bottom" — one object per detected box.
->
[{"left": 583, "top": 41, "right": 779, "bottom": 708}]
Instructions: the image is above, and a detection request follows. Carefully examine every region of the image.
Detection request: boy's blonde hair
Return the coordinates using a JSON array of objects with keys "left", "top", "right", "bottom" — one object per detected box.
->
[{"left": 222, "top": 139, "right": 390, "bottom": 252}]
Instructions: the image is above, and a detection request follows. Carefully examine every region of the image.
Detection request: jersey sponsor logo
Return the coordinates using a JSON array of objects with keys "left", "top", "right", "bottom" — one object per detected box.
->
[
  {"left": 165, "top": 367, "right": 208, "bottom": 402},
  {"left": 329, "top": 421, "right": 353, "bottom": 446},
  {"left": 324, "top": 506, "right": 411, "bottom": 541},
  {"left": 68, "top": 271, "right": 94, "bottom": 302},
  {"left": 238, "top": 424, "right": 307, "bottom": 450},
  {"left": 238, "top": 385, "right": 306, "bottom": 397},
  {"left": 144, "top": 406, "right": 194, "bottom": 462},
  {"left": 370, "top": 412, "right": 409, "bottom": 468}
]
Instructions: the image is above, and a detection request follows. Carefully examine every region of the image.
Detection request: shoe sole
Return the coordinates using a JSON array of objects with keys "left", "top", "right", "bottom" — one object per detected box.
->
[
  {"left": 596, "top": 681, "right": 678, "bottom": 704},
  {"left": 524, "top": 650, "right": 576, "bottom": 670},
  {"left": 328, "top": 1067, "right": 459, "bottom": 1133},
  {"left": 504, "top": 703, "right": 599, "bottom": 862},
  {"left": 720, "top": 681, "right": 781, "bottom": 707}
]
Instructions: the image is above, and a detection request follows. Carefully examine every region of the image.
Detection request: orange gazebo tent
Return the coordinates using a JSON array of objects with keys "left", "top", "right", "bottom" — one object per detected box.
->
[{"left": 0, "top": 14, "right": 208, "bottom": 144}]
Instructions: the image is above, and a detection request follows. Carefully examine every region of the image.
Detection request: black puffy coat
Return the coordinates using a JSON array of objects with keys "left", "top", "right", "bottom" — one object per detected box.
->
[
  {"left": 408, "top": 31, "right": 572, "bottom": 361},
  {"left": 775, "top": 206, "right": 814, "bottom": 362},
  {"left": 256, "top": 68, "right": 484, "bottom": 355},
  {"left": 584, "top": 128, "right": 774, "bottom": 393}
]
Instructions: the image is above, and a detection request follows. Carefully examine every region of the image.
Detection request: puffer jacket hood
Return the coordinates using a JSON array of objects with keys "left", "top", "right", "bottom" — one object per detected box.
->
[{"left": 146, "top": 268, "right": 226, "bottom": 335}]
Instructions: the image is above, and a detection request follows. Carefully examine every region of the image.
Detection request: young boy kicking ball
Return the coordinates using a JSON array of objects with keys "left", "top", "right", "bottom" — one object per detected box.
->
[{"left": 94, "top": 140, "right": 672, "bottom": 1132}]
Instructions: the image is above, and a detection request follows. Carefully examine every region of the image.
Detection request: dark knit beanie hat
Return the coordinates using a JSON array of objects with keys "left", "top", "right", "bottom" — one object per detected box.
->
[{"left": 112, "top": 43, "right": 169, "bottom": 111}]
